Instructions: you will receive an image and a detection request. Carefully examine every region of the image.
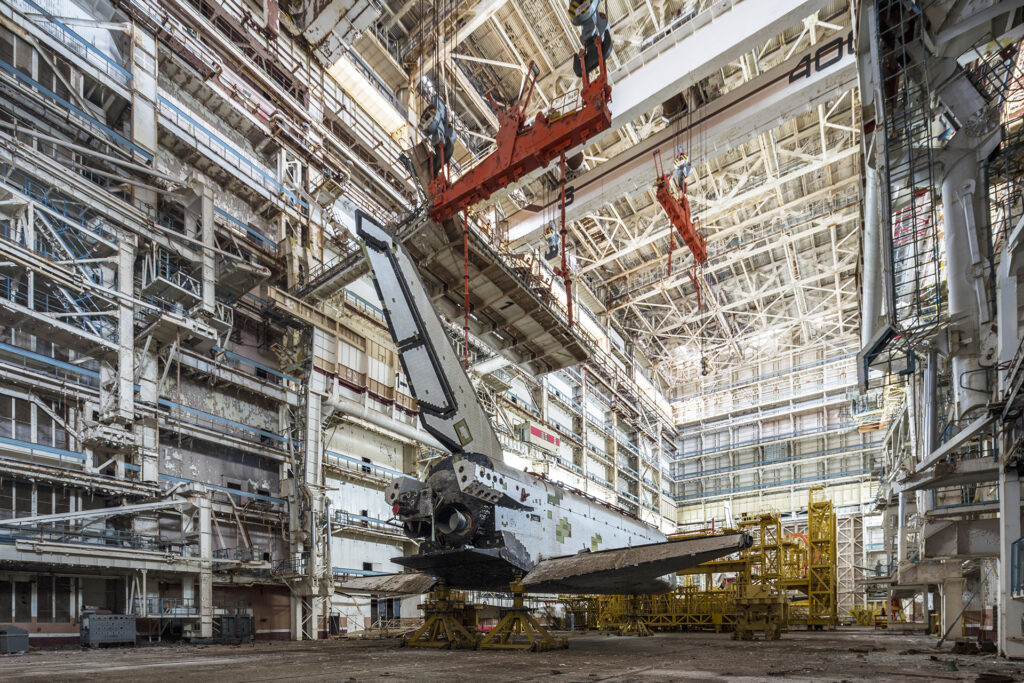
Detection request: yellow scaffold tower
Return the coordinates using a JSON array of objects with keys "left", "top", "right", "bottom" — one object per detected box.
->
[
  {"left": 733, "top": 512, "right": 785, "bottom": 640},
  {"left": 807, "top": 486, "right": 838, "bottom": 629}
]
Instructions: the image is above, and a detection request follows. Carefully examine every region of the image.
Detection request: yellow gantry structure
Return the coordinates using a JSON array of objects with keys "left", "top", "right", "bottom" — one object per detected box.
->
[
  {"left": 559, "top": 489, "right": 839, "bottom": 635},
  {"left": 807, "top": 486, "right": 839, "bottom": 628}
]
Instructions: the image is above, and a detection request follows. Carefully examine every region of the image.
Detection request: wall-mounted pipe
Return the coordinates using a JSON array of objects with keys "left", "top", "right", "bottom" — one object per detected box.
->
[{"left": 326, "top": 394, "right": 443, "bottom": 450}]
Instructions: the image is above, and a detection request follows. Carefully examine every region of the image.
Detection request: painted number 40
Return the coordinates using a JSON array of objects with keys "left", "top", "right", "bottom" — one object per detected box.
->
[{"left": 789, "top": 32, "right": 855, "bottom": 83}]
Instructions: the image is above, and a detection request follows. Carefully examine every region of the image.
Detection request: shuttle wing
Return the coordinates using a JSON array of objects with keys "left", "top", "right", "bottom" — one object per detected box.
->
[
  {"left": 519, "top": 532, "right": 752, "bottom": 594},
  {"left": 338, "top": 532, "right": 751, "bottom": 596},
  {"left": 357, "top": 210, "right": 503, "bottom": 459},
  {"left": 336, "top": 572, "right": 439, "bottom": 596}
]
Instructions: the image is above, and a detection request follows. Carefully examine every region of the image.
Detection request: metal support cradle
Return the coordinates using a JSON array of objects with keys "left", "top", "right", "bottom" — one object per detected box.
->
[{"left": 477, "top": 578, "right": 568, "bottom": 651}]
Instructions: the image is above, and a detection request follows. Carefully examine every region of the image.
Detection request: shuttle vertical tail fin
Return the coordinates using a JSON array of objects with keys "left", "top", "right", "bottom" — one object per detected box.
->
[{"left": 357, "top": 211, "right": 503, "bottom": 460}]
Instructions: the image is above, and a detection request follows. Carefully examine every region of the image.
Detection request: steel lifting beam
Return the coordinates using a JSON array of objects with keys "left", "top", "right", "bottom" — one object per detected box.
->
[
  {"left": 653, "top": 150, "right": 706, "bottom": 265},
  {"left": 428, "top": 36, "right": 612, "bottom": 223}
]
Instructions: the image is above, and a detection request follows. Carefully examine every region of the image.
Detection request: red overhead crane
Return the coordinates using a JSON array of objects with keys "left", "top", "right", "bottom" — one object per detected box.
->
[
  {"left": 428, "top": 36, "right": 613, "bottom": 224},
  {"left": 653, "top": 149, "right": 706, "bottom": 265}
]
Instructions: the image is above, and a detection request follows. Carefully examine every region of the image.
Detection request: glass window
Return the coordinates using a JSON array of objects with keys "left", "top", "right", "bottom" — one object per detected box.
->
[
  {"left": 0, "top": 396, "right": 11, "bottom": 438},
  {"left": 14, "top": 482, "right": 31, "bottom": 518},
  {"left": 54, "top": 577, "right": 71, "bottom": 622},
  {"left": 37, "top": 485, "right": 52, "bottom": 515},
  {"left": 14, "top": 581, "right": 30, "bottom": 621},
  {"left": 14, "top": 399, "right": 29, "bottom": 442},
  {"left": 0, "top": 580, "right": 11, "bottom": 622},
  {"left": 0, "top": 480, "right": 12, "bottom": 518},
  {"left": 37, "top": 576, "right": 53, "bottom": 623}
]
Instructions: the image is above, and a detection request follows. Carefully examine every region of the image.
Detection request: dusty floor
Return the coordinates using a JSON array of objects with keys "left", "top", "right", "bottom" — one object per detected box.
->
[{"left": 0, "top": 628, "right": 1022, "bottom": 682}]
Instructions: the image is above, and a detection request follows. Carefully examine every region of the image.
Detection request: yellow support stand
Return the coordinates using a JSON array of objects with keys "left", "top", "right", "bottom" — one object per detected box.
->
[
  {"left": 733, "top": 585, "right": 785, "bottom": 640},
  {"left": 404, "top": 583, "right": 479, "bottom": 649},
  {"left": 477, "top": 578, "right": 568, "bottom": 651},
  {"left": 616, "top": 595, "right": 653, "bottom": 636}
]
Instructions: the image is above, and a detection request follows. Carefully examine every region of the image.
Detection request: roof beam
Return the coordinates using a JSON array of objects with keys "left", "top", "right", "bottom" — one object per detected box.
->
[
  {"left": 579, "top": 148, "right": 859, "bottom": 274},
  {"left": 609, "top": 0, "right": 830, "bottom": 129},
  {"left": 507, "top": 25, "right": 856, "bottom": 244}
]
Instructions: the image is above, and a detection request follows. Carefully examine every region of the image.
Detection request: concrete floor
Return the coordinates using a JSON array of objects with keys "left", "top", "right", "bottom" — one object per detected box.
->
[{"left": 1, "top": 629, "right": 1022, "bottom": 682}]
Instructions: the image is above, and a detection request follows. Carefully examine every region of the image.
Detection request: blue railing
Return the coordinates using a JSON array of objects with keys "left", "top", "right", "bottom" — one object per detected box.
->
[
  {"left": 0, "top": 522, "right": 179, "bottom": 553},
  {"left": 673, "top": 467, "right": 873, "bottom": 501},
  {"left": 13, "top": 0, "right": 132, "bottom": 87},
  {"left": 157, "top": 398, "right": 289, "bottom": 447},
  {"left": 333, "top": 567, "right": 388, "bottom": 577},
  {"left": 0, "top": 163, "right": 118, "bottom": 245},
  {"left": 0, "top": 434, "right": 85, "bottom": 465},
  {"left": 556, "top": 456, "right": 584, "bottom": 475},
  {"left": 0, "top": 340, "right": 99, "bottom": 382},
  {"left": 674, "top": 421, "right": 857, "bottom": 459},
  {"left": 214, "top": 207, "right": 279, "bottom": 251},
  {"left": 213, "top": 346, "right": 298, "bottom": 384},
  {"left": 0, "top": 275, "right": 116, "bottom": 342},
  {"left": 344, "top": 288, "right": 386, "bottom": 320},
  {"left": 326, "top": 450, "right": 401, "bottom": 478},
  {"left": 668, "top": 440, "right": 882, "bottom": 482},
  {"left": 148, "top": 472, "right": 284, "bottom": 504},
  {"left": 0, "top": 59, "right": 150, "bottom": 160},
  {"left": 158, "top": 96, "right": 306, "bottom": 210}
]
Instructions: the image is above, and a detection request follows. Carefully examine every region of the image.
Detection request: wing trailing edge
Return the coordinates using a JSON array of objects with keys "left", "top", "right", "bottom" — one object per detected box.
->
[{"left": 520, "top": 532, "right": 752, "bottom": 594}]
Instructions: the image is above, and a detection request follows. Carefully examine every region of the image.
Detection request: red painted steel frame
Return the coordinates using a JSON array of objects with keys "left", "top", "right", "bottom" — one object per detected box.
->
[
  {"left": 428, "top": 36, "right": 613, "bottom": 223},
  {"left": 653, "top": 151, "right": 706, "bottom": 265}
]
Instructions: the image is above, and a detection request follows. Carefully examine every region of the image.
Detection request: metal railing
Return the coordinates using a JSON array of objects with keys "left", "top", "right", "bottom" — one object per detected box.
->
[
  {"left": 157, "top": 94, "right": 307, "bottom": 211},
  {"left": 333, "top": 511, "right": 405, "bottom": 538},
  {"left": 0, "top": 275, "right": 117, "bottom": 341},
  {"left": 10, "top": 0, "right": 132, "bottom": 87},
  {"left": 132, "top": 597, "right": 252, "bottom": 617},
  {"left": 0, "top": 523, "right": 195, "bottom": 554},
  {"left": 1013, "top": 536, "right": 1024, "bottom": 598}
]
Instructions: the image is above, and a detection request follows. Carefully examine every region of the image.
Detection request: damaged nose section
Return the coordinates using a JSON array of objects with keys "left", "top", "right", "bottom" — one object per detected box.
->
[
  {"left": 387, "top": 477, "right": 434, "bottom": 539},
  {"left": 387, "top": 476, "right": 432, "bottom": 517}
]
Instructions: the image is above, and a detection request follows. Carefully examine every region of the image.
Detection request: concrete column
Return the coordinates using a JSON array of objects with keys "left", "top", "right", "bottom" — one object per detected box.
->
[
  {"left": 941, "top": 564, "right": 965, "bottom": 638},
  {"left": 116, "top": 237, "right": 136, "bottom": 425},
  {"left": 198, "top": 496, "right": 213, "bottom": 639},
  {"left": 135, "top": 348, "right": 159, "bottom": 483},
  {"left": 999, "top": 466, "right": 1024, "bottom": 657},
  {"left": 997, "top": 220, "right": 1024, "bottom": 391},
  {"left": 290, "top": 594, "right": 303, "bottom": 640},
  {"left": 24, "top": 203, "right": 33, "bottom": 304},
  {"left": 540, "top": 379, "right": 549, "bottom": 423},
  {"left": 862, "top": 158, "right": 882, "bottom": 349},
  {"left": 199, "top": 184, "right": 216, "bottom": 318},
  {"left": 942, "top": 151, "right": 988, "bottom": 419},
  {"left": 140, "top": 570, "right": 148, "bottom": 618},
  {"left": 922, "top": 351, "right": 938, "bottom": 459},
  {"left": 130, "top": 28, "right": 159, "bottom": 158}
]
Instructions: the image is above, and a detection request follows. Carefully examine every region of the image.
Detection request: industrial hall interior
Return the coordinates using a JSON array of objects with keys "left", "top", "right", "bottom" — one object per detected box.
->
[{"left": 2, "top": 0, "right": 1024, "bottom": 680}]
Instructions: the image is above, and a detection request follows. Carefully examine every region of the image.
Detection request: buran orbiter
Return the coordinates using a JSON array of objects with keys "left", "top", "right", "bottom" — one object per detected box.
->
[{"left": 344, "top": 210, "right": 750, "bottom": 595}]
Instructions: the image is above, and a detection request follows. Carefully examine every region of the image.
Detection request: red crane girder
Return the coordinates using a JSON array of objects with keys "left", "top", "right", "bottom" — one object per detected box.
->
[
  {"left": 428, "top": 38, "right": 612, "bottom": 223},
  {"left": 655, "top": 181, "right": 706, "bottom": 265},
  {"left": 652, "top": 149, "right": 706, "bottom": 265}
]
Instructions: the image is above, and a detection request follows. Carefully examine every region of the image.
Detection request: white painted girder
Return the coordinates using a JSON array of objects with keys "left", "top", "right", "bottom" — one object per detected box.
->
[
  {"left": 579, "top": 148, "right": 860, "bottom": 276},
  {"left": 507, "top": 30, "right": 858, "bottom": 245},
  {"left": 608, "top": 0, "right": 831, "bottom": 130}
]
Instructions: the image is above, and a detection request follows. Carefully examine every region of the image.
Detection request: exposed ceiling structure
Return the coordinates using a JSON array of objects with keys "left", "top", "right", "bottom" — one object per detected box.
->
[{"left": 373, "top": 0, "right": 861, "bottom": 387}]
